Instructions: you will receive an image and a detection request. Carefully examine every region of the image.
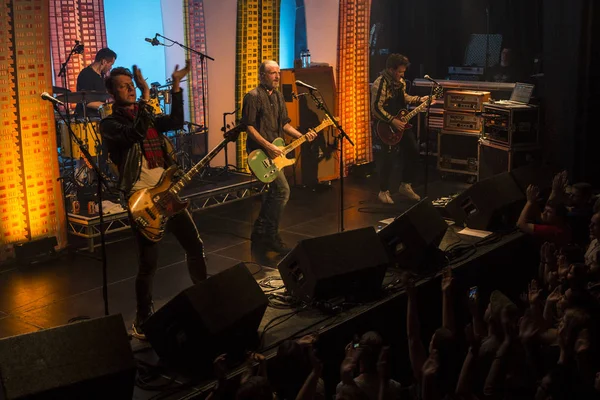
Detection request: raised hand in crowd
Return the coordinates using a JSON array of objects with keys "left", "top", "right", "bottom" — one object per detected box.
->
[
  {"left": 295, "top": 342, "right": 323, "bottom": 400},
  {"left": 340, "top": 344, "right": 361, "bottom": 385},
  {"left": 297, "top": 333, "right": 318, "bottom": 347},
  {"left": 240, "top": 351, "right": 267, "bottom": 385},
  {"left": 518, "top": 308, "right": 540, "bottom": 344},
  {"left": 441, "top": 266, "right": 453, "bottom": 293},
  {"left": 549, "top": 170, "right": 569, "bottom": 203},
  {"left": 526, "top": 184, "right": 540, "bottom": 204},
  {"left": 527, "top": 279, "right": 543, "bottom": 307},
  {"left": 421, "top": 349, "right": 441, "bottom": 400}
]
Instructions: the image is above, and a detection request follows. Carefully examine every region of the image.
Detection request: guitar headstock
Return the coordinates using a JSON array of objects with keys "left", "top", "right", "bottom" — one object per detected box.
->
[
  {"left": 313, "top": 116, "right": 337, "bottom": 132},
  {"left": 224, "top": 124, "right": 244, "bottom": 142}
]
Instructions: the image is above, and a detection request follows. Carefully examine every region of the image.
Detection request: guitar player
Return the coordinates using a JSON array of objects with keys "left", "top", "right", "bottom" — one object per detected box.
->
[
  {"left": 371, "top": 53, "right": 428, "bottom": 204},
  {"left": 100, "top": 61, "right": 208, "bottom": 340},
  {"left": 241, "top": 60, "right": 317, "bottom": 254}
]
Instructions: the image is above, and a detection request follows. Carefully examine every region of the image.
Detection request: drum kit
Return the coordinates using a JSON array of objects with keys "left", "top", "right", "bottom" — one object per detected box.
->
[
  {"left": 52, "top": 81, "right": 209, "bottom": 195},
  {"left": 53, "top": 86, "right": 173, "bottom": 188}
]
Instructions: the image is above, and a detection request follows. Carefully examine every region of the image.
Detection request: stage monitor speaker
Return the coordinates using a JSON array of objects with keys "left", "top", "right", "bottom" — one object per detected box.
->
[
  {"left": 0, "top": 314, "right": 135, "bottom": 399},
  {"left": 143, "top": 263, "right": 268, "bottom": 370},
  {"left": 378, "top": 199, "right": 448, "bottom": 271},
  {"left": 281, "top": 67, "right": 338, "bottom": 186},
  {"left": 445, "top": 172, "right": 525, "bottom": 231},
  {"left": 277, "top": 227, "right": 390, "bottom": 303}
]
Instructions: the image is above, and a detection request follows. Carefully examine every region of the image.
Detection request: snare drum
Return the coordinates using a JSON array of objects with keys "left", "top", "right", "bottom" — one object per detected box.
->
[
  {"left": 147, "top": 97, "right": 163, "bottom": 115},
  {"left": 59, "top": 120, "right": 102, "bottom": 158}
]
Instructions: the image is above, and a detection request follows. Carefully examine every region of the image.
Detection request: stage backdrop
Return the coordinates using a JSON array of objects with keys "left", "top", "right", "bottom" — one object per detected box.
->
[{"left": 104, "top": 0, "right": 168, "bottom": 95}]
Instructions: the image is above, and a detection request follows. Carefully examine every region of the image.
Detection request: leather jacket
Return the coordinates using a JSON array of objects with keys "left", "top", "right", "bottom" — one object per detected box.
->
[{"left": 99, "top": 91, "right": 184, "bottom": 198}]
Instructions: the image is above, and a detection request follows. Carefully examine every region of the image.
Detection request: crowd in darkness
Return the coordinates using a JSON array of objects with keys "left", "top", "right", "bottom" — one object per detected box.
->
[{"left": 200, "top": 171, "right": 600, "bottom": 400}]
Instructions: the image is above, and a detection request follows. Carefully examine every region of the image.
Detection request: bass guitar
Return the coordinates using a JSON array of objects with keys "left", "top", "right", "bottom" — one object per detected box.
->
[
  {"left": 375, "top": 86, "right": 444, "bottom": 146},
  {"left": 129, "top": 125, "right": 242, "bottom": 242},
  {"left": 247, "top": 117, "right": 335, "bottom": 183}
]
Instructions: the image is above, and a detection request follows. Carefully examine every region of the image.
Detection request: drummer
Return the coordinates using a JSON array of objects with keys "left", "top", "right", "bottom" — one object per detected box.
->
[{"left": 75, "top": 48, "right": 117, "bottom": 119}]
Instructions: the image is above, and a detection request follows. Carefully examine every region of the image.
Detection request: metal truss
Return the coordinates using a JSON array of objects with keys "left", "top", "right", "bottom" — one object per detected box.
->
[
  {"left": 186, "top": 181, "right": 267, "bottom": 212},
  {"left": 67, "top": 212, "right": 131, "bottom": 252},
  {"left": 67, "top": 177, "right": 267, "bottom": 251}
]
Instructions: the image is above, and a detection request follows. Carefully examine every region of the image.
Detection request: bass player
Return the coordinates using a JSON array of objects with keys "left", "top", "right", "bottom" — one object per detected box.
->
[
  {"left": 371, "top": 53, "right": 429, "bottom": 204},
  {"left": 100, "top": 60, "right": 208, "bottom": 340}
]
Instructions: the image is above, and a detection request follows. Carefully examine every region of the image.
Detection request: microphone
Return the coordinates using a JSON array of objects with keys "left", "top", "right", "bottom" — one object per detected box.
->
[
  {"left": 295, "top": 80, "right": 317, "bottom": 91},
  {"left": 424, "top": 75, "right": 440, "bottom": 86},
  {"left": 41, "top": 92, "right": 65, "bottom": 106},
  {"left": 74, "top": 40, "right": 84, "bottom": 54},
  {"left": 144, "top": 36, "right": 160, "bottom": 46}
]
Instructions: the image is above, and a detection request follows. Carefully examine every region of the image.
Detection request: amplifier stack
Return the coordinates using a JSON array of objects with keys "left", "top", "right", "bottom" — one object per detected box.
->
[
  {"left": 479, "top": 103, "right": 540, "bottom": 180},
  {"left": 438, "top": 90, "right": 490, "bottom": 179}
]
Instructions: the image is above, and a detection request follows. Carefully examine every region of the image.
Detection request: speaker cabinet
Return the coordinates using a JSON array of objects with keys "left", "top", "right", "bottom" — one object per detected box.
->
[
  {"left": 378, "top": 199, "right": 448, "bottom": 271},
  {"left": 280, "top": 67, "right": 338, "bottom": 186},
  {"left": 445, "top": 172, "right": 525, "bottom": 230},
  {"left": 277, "top": 227, "right": 390, "bottom": 303},
  {"left": 478, "top": 139, "right": 542, "bottom": 181},
  {"left": 143, "top": 263, "right": 268, "bottom": 370},
  {"left": 0, "top": 315, "right": 135, "bottom": 399}
]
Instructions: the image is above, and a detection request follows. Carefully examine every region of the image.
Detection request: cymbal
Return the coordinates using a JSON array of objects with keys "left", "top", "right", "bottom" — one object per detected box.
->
[
  {"left": 52, "top": 86, "right": 70, "bottom": 95},
  {"left": 56, "top": 91, "right": 111, "bottom": 103}
]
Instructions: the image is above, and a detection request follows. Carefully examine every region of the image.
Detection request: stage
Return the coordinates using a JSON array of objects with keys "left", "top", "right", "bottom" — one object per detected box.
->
[{"left": 0, "top": 172, "right": 539, "bottom": 399}]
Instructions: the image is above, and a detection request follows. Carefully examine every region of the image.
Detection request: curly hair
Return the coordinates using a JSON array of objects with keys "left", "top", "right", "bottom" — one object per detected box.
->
[{"left": 385, "top": 53, "right": 410, "bottom": 70}]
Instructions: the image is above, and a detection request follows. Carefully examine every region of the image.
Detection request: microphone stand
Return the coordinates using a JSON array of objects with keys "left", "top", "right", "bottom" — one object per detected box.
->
[
  {"left": 156, "top": 34, "right": 214, "bottom": 165},
  {"left": 57, "top": 42, "right": 80, "bottom": 242},
  {"left": 307, "top": 88, "right": 354, "bottom": 232},
  {"left": 52, "top": 101, "right": 111, "bottom": 316},
  {"left": 221, "top": 108, "right": 238, "bottom": 174},
  {"left": 423, "top": 82, "right": 436, "bottom": 198}
]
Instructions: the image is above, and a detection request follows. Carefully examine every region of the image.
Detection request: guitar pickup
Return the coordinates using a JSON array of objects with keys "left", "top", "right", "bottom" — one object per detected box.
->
[
  {"left": 261, "top": 159, "right": 272, "bottom": 168},
  {"left": 145, "top": 207, "right": 157, "bottom": 220}
]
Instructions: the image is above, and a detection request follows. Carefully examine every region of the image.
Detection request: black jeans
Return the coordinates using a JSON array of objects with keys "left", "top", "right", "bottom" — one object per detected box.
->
[
  {"left": 253, "top": 169, "right": 290, "bottom": 237},
  {"left": 132, "top": 209, "right": 207, "bottom": 317},
  {"left": 375, "top": 129, "right": 419, "bottom": 192}
]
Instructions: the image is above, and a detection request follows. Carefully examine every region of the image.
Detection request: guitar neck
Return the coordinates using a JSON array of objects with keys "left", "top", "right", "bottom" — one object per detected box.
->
[
  {"left": 282, "top": 118, "right": 332, "bottom": 155},
  {"left": 170, "top": 138, "right": 229, "bottom": 196},
  {"left": 282, "top": 135, "right": 308, "bottom": 155},
  {"left": 402, "top": 100, "right": 432, "bottom": 122}
]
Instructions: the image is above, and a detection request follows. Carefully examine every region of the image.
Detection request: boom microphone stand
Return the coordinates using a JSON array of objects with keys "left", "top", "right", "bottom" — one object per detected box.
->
[
  {"left": 221, "top": 108, "right": 239, "bottom": 175},
  {"left": 50, "top": 99, "right": 112, "bottom": 316},
  {"left": 423, "top": 83, "right": 436, "bottom": 198},
  {"left": 56, "top": 41, "right": 83, "bottom": 244},
  {"left": 306, "top": 88, "right": 354, "bottom": 232},
  {"left": 155, "top": 33, "right": 214, "bottom": 164}
]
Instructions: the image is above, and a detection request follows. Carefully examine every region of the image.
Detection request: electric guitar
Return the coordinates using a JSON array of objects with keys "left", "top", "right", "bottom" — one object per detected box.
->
[
  {"left": 129, "top": 125, "right": 242, "bottom": 242},
  {"left": 375, "top": 86, "right": 444, "bottom": 146},
  {"left": 247, "top": 117, "right": 335, "bottom": 183}
]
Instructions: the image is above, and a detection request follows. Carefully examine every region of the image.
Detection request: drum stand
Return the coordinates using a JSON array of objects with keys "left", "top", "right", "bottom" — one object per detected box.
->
[{"left": 74, "top": 114, "right": 105, "bottom": 187}]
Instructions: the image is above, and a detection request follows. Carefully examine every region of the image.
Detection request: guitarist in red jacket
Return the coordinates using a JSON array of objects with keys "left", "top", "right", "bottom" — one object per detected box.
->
[
  {"left": 100, "top": 61, "right": 207, "bottom": 340},
  {"left": 371, "top": 53, "right": 428, "bottom": 204}
]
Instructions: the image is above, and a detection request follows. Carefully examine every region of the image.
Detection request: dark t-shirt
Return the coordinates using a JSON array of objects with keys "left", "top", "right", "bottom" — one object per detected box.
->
[
  {"left": 241, "top": 85, "right": 291, "bottom": 153},
  {"left": 75, "top": 65, "right": 106, "bottom": 119}
]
